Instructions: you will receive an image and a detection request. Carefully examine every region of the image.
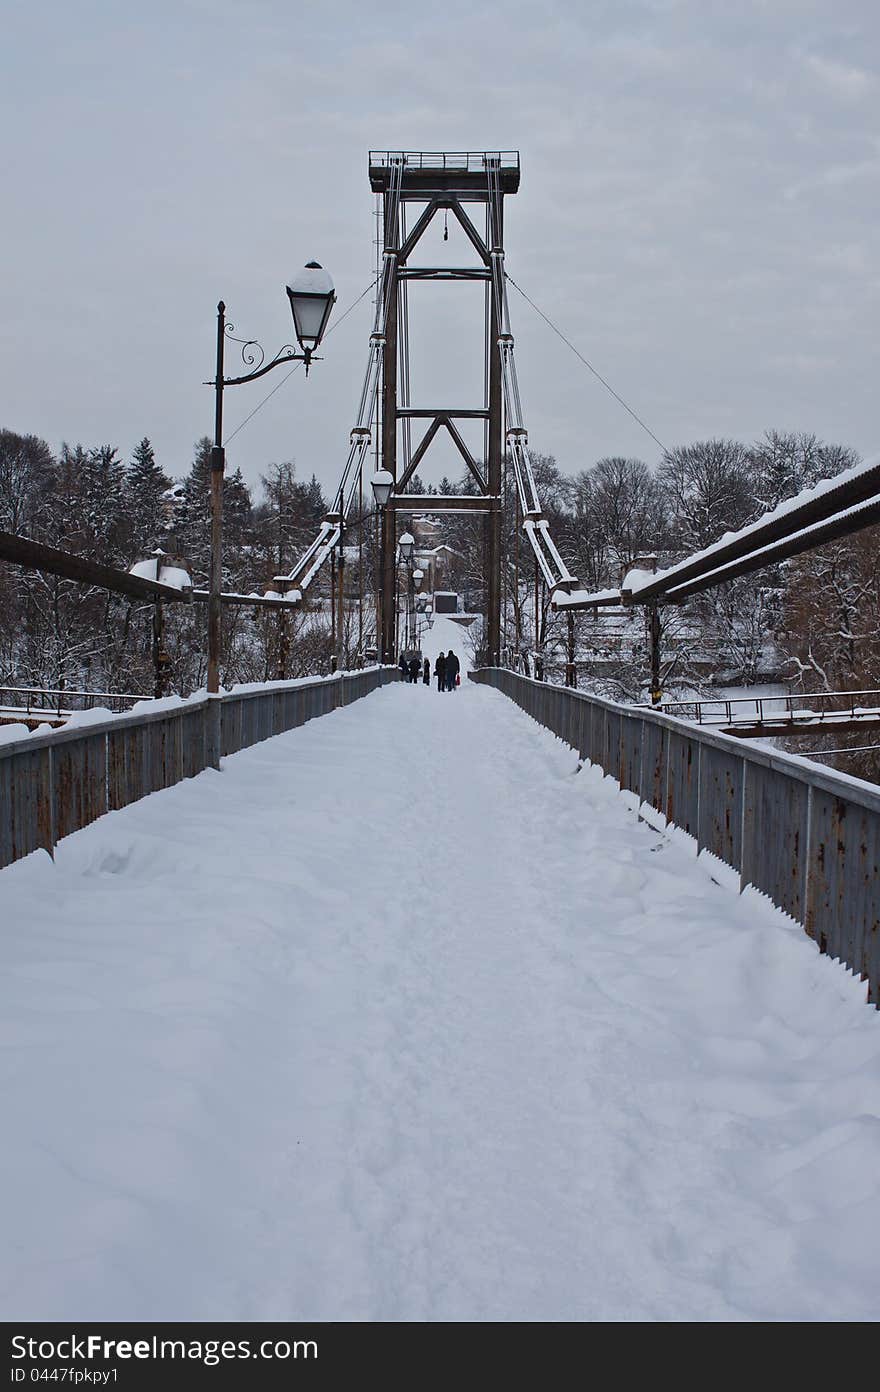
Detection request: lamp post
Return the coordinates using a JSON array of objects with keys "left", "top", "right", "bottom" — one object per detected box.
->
[
  {"left": 398, "top": 531, "right": 415, "bottom": 653},
  {"left": 370, "top": 470, "right": 394, "bottom": 664},
  {"left": 412, "top": 568, "right": 424, "bottom": 650},
  {"left": 207, "top": 263, "right": 335, "bottom": 708}
]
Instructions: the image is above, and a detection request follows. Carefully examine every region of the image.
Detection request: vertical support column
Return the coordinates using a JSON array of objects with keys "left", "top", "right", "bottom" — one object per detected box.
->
[
  {"left": 153, "top": 601, "right": 170, "bottom": 698},
  {"left": 330, "top": 547, "right": 337, "bottom": 654},
  {"left": 276, "top": 610, "right": 289, "bottom": 681},
  {"left": 486, "top": 206, "right": 503, "bottom": 668},
  {"left": 566, "top": 609, "right": 576, "bottom": 688},
  {"left": 381, "top": 257, "right": 398, "bottom": 663},
  {"left": 650, "top": 604, "right": 662, "bottom": 706},
  {"left": 336, "top": 526, "right": 346, "bottom": 670},
  {"left": 534, "top": 557, "right": 542, "bottom": 679}
]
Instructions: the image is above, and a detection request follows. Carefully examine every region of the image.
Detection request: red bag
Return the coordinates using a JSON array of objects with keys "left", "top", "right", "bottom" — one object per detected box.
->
[{"left": 456, "top": 673, "right": 461, "bottom": 685}]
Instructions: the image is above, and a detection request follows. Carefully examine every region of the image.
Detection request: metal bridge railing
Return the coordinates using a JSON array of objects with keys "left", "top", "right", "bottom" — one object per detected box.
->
[
  {"left": 653, "top": 688, "right": 880, "bottom": 729},
  {"left": 470, "top": 668, "right": 880, "bottom": 1008},
  {"left": 0, "top": 667, "right": 400, "bottom": 872},
  {"left": 0, "top": 685, "right": 147, "bottom": 719}
]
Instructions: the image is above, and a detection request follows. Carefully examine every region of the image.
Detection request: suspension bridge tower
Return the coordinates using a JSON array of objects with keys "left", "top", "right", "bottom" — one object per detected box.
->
[{"left": 368, "top": 150, "right": 521, "bottom": 664}]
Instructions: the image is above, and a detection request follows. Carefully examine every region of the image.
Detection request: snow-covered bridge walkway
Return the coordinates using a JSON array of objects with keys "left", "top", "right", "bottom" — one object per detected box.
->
[{"left": 2, "top": 634, "right": 880, "bottom": 1320}]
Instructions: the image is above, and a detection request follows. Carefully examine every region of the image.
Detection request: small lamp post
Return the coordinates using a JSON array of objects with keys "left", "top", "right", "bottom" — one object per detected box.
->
[
  {"left": 207, "top": 263, "right": 335, "bottom": 712},
  {"left": 370, "top": 469, "right": 394, "bottom": 509},
  {"left": 370, "top": 471, "right": 394, "bottom": 662},
  {"left": 398, "top": 533, "right": 415, "bottom": 650}
]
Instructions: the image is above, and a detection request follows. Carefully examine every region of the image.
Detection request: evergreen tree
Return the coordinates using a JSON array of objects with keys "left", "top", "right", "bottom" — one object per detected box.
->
[
  {"left": 174, "top": 437, "right": 213, "bottom": 580},
  {"left": 125, "top": 437, "right": 172, "bottom": 556},
  {"left": 223, "top": 467, "right": 253, "bottom": 589},
  {"left": 306, "top": 473, "right": 327, "bottom": 521},
  {"left": 84, "top": 445, "right": 127, "bottom": 562}
]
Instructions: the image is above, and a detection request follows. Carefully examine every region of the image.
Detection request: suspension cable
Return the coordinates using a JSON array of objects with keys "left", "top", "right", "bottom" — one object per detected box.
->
[{"left": 505, "top": 273, "right": 669, "bottom": 455}]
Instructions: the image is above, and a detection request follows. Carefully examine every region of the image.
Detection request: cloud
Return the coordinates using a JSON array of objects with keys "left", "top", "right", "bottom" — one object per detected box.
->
[
  {"left": 803, "top": 53, "right": 875, "bottom": 102},
  {"left": 1, "top": 0, "right": 878, "bottom": 494}
]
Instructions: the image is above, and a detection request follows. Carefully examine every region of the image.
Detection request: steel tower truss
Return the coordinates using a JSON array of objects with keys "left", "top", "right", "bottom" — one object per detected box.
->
[{"left": 277, "top": 151, "right": 578, "bottom": 662}]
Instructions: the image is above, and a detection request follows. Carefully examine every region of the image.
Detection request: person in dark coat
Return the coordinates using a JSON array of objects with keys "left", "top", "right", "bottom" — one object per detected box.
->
[
  {"left": 423, "top": 658, "right": 430, "bottom": 685},
  {"left": 398, "top": 653, "right": 408, "bottom": 679},
  {"left": 408, "top": 656, "right": 420, "bottom": 684},
  {"left": 445, "top": 650, "right": 460, "bottom": 691},
  {"left": 434, "top": 652, "right": 446, "bottom": 691}
]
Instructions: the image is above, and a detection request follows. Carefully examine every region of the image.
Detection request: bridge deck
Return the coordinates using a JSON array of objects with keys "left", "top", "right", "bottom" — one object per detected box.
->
[{"left": 2, "top": 633, "right": 879, "bottom": 1320}]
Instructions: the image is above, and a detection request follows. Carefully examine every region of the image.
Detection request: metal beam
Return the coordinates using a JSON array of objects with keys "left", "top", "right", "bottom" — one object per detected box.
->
[
  {"left": 399, "top": 268, "right": 491, "bottom": 280},
  {"left": 448, "top": 199, "right": 491, "bottom": 263},
  {"left": 724, "top": 717, "right": 880, "bottom": 739},
  {"left": 486, "top": 209, "right": 503, "bottom": 666},
  {"left": 395, "top": 417, "right": 443, "bottom": 492},
  {"left": 445, "top": 417, "right": 487, "bottom": 493},
  {"left": 381, "top": 223, "right": 399, "bottom": 662},
  {"left": 664, "top": 496, "right": 880, "bottom": 601},
  {"left": 398, "top": 408, "right": 489, "bottom": 419},
  {"left": 397, "top": 200, "right": 442, "bottom": 264},
  {"left": 191, "top": 590, "right": 302, "bottom": 610},
  {"left": 387, "top": 495, "right": 497, "bottom": 513},
  {"left": 0, "top": 531, "right": 191, "bottom": 604},
  {"left": 631, "top": 460, "right": 880, "bottom": 604}
]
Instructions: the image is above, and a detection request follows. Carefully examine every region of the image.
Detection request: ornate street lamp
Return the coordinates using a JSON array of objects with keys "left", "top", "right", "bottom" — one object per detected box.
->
[
  {"left": 398, "top": 532, "right": 415, "bottom": 562},
  {"left": 205, "top": 265, "right": 335, "bottom": 715},
  {"left": 370, "top": 469, "right": 394, "bottom": 509},
  {"left": 286, "top": 262, "right": 337, "bottom": 369}
]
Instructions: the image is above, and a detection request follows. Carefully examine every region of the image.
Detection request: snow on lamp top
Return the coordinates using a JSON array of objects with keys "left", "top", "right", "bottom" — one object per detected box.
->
[
  {"left": 286, "top": 261, "right": 336, "bottom": 351},
  {"left": 371, "top": 469, "right": 393, "bottom": 507}
]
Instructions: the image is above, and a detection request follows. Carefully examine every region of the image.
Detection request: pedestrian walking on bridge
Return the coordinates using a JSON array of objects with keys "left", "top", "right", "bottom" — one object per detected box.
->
[
  {"left": 445, "top": 650, "right": 460, "bottom": 691},
  {"left": 434, "top": 652, "right": 446, "bottom": 692}
]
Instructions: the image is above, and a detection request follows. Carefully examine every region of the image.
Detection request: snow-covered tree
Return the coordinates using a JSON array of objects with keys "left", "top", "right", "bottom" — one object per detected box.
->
[{"left": 125, "top": 437, "right": 172, "bottom": 556}]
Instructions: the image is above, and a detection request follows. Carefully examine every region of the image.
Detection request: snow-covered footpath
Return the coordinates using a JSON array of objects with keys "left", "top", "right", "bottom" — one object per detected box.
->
[{"left": 1, "top": 661, "right": 879, "bottom": 1320}]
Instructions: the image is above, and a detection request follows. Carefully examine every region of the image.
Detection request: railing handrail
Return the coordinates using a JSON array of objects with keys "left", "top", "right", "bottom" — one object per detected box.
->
[
  {"left": 0, "top": 685, "right": 147, "bottom": 702},
  {"left": 480, "top": 669, "right": 880, "bottom": 817},
  {"left": 0, "top": 667, "right": 396, "bottom": 760},
  {"left": 0, "top": 666, "right": 401, "bottom": 874},
  {"left": 654, "top": 688, "right": 880, "bottom": 713},
  {"left": 472, "top": 667, "right": 880, "bottom": 1007}
]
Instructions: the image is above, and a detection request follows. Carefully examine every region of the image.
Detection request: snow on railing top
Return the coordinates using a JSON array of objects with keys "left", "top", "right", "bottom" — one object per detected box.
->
[
  {"left": 0, "top": 667, "right": 394, "bottom": 748},
  {"left": 553, "top": 587, "right": 621, "bottom": 609},
  {"left": 627, "top": 450, "right": 880, "bottom": 600}
]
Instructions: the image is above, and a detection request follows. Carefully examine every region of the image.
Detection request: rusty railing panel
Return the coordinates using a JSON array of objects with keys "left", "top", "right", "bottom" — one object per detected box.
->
[
  {"left": 469, "top": 666, "right": 880, "bottom": 1009},
  {"left": 0, "top": 668, "right": 397, "bottom": 873}
]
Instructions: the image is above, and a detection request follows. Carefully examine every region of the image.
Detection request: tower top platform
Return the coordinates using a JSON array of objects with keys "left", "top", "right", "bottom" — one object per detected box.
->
[{"left": 368, "top": 150, "right": 520, "bottom": 199}]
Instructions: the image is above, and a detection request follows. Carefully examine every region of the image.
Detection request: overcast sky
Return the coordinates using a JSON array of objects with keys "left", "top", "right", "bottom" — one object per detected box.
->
[{"left": 2, "top": 0, "right": 877, "bottom": 499}]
